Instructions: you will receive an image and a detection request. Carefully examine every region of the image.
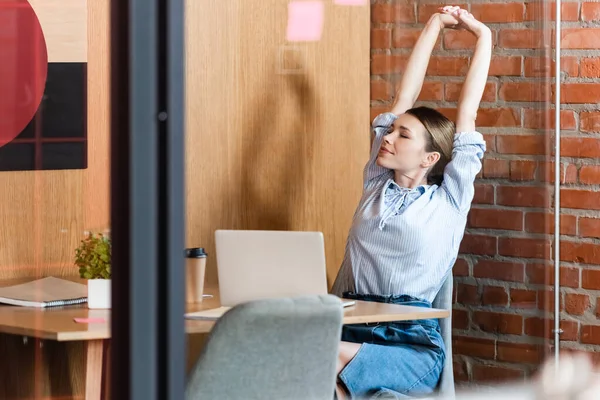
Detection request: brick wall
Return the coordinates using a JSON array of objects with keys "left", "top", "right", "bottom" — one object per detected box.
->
[{"left": 370, "top": 0, "right": 600, "bottom": 385}]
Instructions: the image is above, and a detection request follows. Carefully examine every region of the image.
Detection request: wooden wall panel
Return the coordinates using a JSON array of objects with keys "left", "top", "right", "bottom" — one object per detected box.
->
[
  {"left": 0, "top": 0, "right": 109, "bottom": 280},
  {"left": 0, "top": 0, "right": 107, "bottom": 398},
  {"left": 185, "top": 0, "right": 370, "bottom": 287}
]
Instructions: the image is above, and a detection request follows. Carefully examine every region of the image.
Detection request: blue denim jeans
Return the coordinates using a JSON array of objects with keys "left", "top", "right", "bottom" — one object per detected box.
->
[{"left": 338, "top": 292, "right": 445, "bottom": 399}]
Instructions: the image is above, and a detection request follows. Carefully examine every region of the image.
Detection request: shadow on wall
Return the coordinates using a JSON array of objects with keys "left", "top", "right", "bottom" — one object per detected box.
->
[{"left": 234, "top": 54, "right": 322, "bottom": 231}]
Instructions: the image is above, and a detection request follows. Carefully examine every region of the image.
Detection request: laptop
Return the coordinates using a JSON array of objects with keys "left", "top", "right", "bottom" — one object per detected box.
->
[{"left": 185, "top": 230, "right": 355, "bottom": 320}]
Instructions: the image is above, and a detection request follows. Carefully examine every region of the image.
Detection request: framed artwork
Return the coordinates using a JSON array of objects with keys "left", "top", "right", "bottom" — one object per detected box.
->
[{"left": 0, "top": 0, "right": 87, "bottom": 171}]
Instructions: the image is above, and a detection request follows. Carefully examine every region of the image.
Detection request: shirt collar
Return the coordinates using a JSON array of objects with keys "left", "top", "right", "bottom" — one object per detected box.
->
[{"left": 384, "top": 178, "right": 429, "bottom": 195}]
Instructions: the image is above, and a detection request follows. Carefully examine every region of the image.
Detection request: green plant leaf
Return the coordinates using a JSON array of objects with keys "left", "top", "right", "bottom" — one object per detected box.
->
[{"left": 74, "top": 231, "right": 112, "bottom": 279}]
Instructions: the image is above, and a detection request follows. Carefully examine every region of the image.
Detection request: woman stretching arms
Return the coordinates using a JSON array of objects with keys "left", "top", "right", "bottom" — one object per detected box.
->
[{"left": 331, "top": 6, "right": 492, "bottom": 399}]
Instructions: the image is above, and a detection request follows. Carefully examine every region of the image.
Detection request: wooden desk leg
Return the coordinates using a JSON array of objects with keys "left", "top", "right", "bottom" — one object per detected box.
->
[
  {"left": 85, "top": 340, "right": 106, "bottom": 400},
  {"left": 103, "top": 340, "right": 111, "bottom": 400}
]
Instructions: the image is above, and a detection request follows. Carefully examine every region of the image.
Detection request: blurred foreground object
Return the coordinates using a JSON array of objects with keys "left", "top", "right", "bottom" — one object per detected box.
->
[{"left": 423, "top": 353, "right": 600, "bottom": 400}]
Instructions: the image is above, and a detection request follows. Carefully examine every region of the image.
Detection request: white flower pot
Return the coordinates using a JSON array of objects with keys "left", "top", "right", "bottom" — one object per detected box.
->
[{"left": 87, "top": 279, "right": 111, "bottom": 309}]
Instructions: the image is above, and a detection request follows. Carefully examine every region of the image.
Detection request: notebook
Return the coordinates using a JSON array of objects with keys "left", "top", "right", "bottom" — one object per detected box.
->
[{"left": 0, "top": 277, "right": 88, "bottom": 308}]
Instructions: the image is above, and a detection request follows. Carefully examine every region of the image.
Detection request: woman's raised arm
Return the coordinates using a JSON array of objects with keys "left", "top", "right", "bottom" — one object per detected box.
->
[{"left": 391, "top": 12, "right": 460, "bottom": 115}]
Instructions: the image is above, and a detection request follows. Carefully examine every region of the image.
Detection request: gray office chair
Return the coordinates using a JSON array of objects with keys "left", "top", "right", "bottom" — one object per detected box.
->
[
  {"left": 432, "top": 273, "right": 455, "bottom": 398},
  {"left": 185, "top": 294, "right": 343, "bottom": 400}
]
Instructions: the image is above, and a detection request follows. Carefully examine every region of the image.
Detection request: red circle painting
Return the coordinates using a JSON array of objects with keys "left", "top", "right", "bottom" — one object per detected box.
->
[{"left": 0, "top": 0, "right": 48, "bottom": 148}]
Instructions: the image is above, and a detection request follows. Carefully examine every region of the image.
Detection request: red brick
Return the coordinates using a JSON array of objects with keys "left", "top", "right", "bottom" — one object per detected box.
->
[
  {"left": 582, "top": 3, "right": 600, "bottom": 21},
  {"left": 558, "top": 83, "right": 600, "bottom": 103},
  {"left": 482, "top": 286, "right": 509, "bottom": 306},
  {"left": 471, "top": 363, "right": 525, "bottom": 382},
  {"left": 565, "top": 293, "right": 590, "bottom": 316},
  {"left": 581, "top": 325, "right": 600, "bottom": 345},
  {"left": 482, "top": 159, "right": 509, "bottom": 179},
  {"left": 496, "top": 135, "right": 547, "bottom": 155},
  {"left": 582, "top": 269, "right": 600, "bottom": 290},
  {"left": 581, "top": 112, "right": 600, "bottom": 133},
  {"left": 497, "top": 185, "right": 549, "bottom": 208},
  {"left": 498, "top": 237, "right": 551, "bottom": 259},
  {"left": 454, "top": 360, "right": 468, "bottom": 382},
  {"left": 443, "top": 30, "right": 477, "bottom": 50},
  {"left": 453, "top": 308, "right": 469, "bottom": 330},
  {"left": 371, "top": 28, "right": 391, "bottom": 49},
  {"left": 526, "top": 263, "right": 580, "bottom": 288},
  {"left": 453, "top": 258, "right": 469, "bottom": 277},
  {"left": 561, "top": 189, "right": 600, "bottom": 210},
  {"left": 538, "top": 289, "right": 564, "bottom": 312},
  {"left": 459, "top": 234, "right": 497, "bottom": 256},
  {"left": 523, "top": 109, "right": 576, "bottom": 130},
  {"left": 471, "top": 3, "right": 524, "bottom": 23},
  {"left": 510, "top": 289, "right": 537, "bottom": 309},
  {"left": 445, "top": 82, "right": 496, "bottom": 103},
  {"left": 370, "top": 107, "right": 388, "bottom": 123},
  {"left": 416, "top": 81, "right": 443, "bottom": 101},
  {"left": 489, "top": 56, "right": 521, "bottom": 77},
  {"left": 597, "top": 298, "right": 600, "bottom": 318},
  {"left": 499, "top": 29, "right": 545, "bottom": 49},
  {"left": 437, "top": 108, "right": 457, "bottom": 122},
  {"left": 468, "top": 208, "right": 523, "bottom": 231},
  {"left": 392, "top": 28, "right": 423, "bottom": 49},
  {"left": 539, "top": 162, "right": 577, "bottom": 184},
  {"left": 499, "top": 82, "right": 548, "bottom": 102},
  {"left": 579, "top": 166, "right": 600, "bottom": 184},
  {"left": 456, "top": 283, "right": 480, "bottom": 305},
  {"left": 473, "top": 184, "right": 494, "bottom": 205},
  {"left": 526, "top": 2, "right": 579, "bottom": 21},
  {"left": 476, "top": 108, "right": 520, "bottom": 127},
  {"left": 561, "top": 137, "right": 600, "bottom": 158},
  {"left": 453, "top": 336, "right": 496, "bottom": 359},
  {"left": 497, "top": 342, "right": 546, "bottom": 364},
  {"left": 524, "top": 318, "right": 579, "bottom": 341},
  {"left": 561, "top": 241, "right": 600, "bottom": 264},
  {"left": 426, "top": 57, "right": 469, "bottom": 76},
  {"left": 561, "top": 29, "right": 600, "bottom": 50},
  {"left": 371, "top": 54, "right": 408, "bottom": 75},
  {"left": 580, "top": 218, "right": 600, "bottom": 239},
  {"left": 510, "top": 160, "right": 536, "bottom": 181},
  {"left": 474, "top": 260, "right": 524, "bottom": 282},
  {"left": 483, "top": 133, "right": 496, "bottom": 152},
  {"left": 371, "top": 80, "right": 391, "bottom": 101},
  {"left": 372, "top": 4, "right": 415, "bottom": 24},
  {"left": 417, "top": 4, "right": 468, "bottom": 24},
  {"left": 473, "top": 311, "right": 523, "bottom": 335},
  {"left": 524, "top": 57, "right": 579, "bottom": 78},
  {"left": 524, "top": 212, "right": 577, "bottom": 235},
  {"left": 581, "top": 58, "right": 600, "bottom": 78}
]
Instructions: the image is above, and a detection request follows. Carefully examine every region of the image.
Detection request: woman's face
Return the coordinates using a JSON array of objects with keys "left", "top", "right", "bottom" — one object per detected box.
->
[{"left": 376, "top": 113, "right": 437, "bottom": 178}]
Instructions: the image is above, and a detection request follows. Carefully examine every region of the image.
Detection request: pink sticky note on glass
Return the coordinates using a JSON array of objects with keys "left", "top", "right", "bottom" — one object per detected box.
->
[
  {"left": 74, "top": 317, "right": 106, "bottom": 324},
  {"left": 334, "top": 0, "right": 367, "bottom": 5},
  {"left": 286, "top": 1, "right": 324, "bottom": 42}
]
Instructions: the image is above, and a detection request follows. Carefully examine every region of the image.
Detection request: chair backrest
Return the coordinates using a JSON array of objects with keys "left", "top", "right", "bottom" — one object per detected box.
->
[
  {"left": 185, "top": 294, "right": 343, "bottom": 400},
  {"left": 432, "top": 273, "right": 455, "bottom": 398}
]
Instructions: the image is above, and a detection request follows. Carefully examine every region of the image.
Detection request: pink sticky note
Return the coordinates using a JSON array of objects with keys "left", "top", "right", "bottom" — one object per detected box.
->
[
  {"left": 286, "top": 1, "right": 324, "bottom": 42},
  {"left": 334, "top": 0, "right": 367, "bottom": 5},
  {"left": 74, "top": 317, "right": 106, "bottom": 324}
]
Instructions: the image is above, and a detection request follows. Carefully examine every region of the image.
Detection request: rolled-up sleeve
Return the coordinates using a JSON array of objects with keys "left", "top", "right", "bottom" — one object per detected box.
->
[
  {"left": 364, "top": 112, "right": 397, "bottom": 187},
  {"left": 441, "top": 131, "right": 486, "bottom": 214}
]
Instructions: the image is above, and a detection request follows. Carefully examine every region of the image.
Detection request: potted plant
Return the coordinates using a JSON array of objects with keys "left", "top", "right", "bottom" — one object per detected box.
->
[{"left": 74, "top": 231, "right": 111, "bottom": 309}]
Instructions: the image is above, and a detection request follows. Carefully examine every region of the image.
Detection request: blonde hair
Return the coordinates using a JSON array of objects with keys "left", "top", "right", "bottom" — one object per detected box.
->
[{"left": 405, "top": 106, "right": 455, "bottom": 186}]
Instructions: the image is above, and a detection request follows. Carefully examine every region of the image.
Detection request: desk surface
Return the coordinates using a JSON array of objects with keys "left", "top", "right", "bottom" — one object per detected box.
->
[{"left": 0, "top": 283, "right": 449, "bottom": 341}]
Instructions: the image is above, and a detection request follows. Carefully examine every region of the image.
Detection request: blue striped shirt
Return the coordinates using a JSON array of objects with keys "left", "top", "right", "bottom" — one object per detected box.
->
[{"left": 331, "top": 112, "right": 486, "bottom": 302}]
